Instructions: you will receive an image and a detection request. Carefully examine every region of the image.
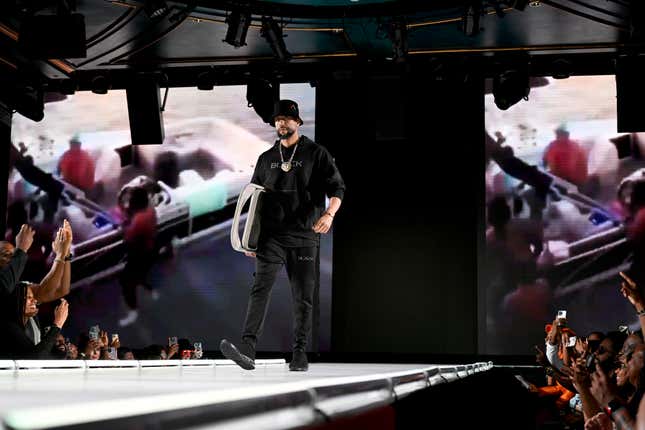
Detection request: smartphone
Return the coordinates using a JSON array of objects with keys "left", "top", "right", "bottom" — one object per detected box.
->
[
  {"left": 568, "top": 336, "right": 577, "bottom": 348},
  {"left": 586, "top": 354, "right": 596, "bottom": 372},
  {"left": 112, "top": 334, "right": 119, "bottom": 343},
  {"left": 89, "top": 325, "right": 100, "bottom": 341},
  {"left": 168, "top": 336, "right": 178, "bottom": 347},
  {"left": 557, "top": 310, "right": 567, "bottom": 320}
]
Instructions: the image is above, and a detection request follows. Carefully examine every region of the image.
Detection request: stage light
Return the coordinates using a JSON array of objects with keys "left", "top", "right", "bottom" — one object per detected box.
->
[
  {"left": 224, "top": 9, "right": 252, "bottom": 48},
  {"left": 462, "top": 1, "right": 482, "bottom": 37},
  {"left": 58, "top": 79, "right": 77, "bottom": 95},
  {"left": 13, "top": 84, "right": 44, "bottom": 122},
  {"left": 493, "top": 69, "right": 530, "bottom": 110},
  {"left": 144, "top": 0, "right": 169, "bottom": 19},
  {"left": 261, "top": 17, "right": 291, "bottom": 62},
  {"left": 196, "top": 70, "right": 214, "bottom": 90},
  {"left": 551, "top": 58, "right": 571, "bottom": 79},
  {"left": 246, "top": 79, "right": 278, "bottom": 125},
  {"left": 90, "top": 75, "right": 111, "bottom": 95}
]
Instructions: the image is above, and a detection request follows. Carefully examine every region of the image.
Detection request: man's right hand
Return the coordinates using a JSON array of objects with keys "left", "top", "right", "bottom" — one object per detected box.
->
[
  {"left": 15, "top": 224, "right": 35, "bottom": 253},
  {"left": 244, "top": 252, "right": 256, "bottom": 258}
]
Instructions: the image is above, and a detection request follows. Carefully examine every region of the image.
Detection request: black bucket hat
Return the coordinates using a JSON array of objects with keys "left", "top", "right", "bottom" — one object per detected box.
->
[{"left": 272, "top": 99, "right": 303, "bottom": 125}]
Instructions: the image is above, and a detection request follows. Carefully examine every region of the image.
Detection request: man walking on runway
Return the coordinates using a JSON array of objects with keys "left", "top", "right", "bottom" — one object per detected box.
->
[{"left": 221, "top": 99, "right": 345, "bottom": 371}]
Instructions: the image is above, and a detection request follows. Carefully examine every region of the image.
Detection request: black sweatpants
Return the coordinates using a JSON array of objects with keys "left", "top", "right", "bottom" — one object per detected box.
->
[{"left": 241, "top": 236, "right": 317, "bottom": 353}]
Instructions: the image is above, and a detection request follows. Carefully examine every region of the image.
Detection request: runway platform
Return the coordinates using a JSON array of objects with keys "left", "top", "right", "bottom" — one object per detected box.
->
[{"left": 0, "top": 359, "right": 492, "bottom": 430}]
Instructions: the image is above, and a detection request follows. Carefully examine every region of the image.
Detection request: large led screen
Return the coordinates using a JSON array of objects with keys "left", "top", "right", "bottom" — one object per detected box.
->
[
  {"left": 8, "top": 84, "right": 332, "bottom": 355},
  {"left": 483, "top": 76, "right": 645, "bottom": 355}
]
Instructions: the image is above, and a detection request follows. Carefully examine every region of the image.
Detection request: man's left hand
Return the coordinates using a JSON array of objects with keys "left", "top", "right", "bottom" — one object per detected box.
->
[{"left": 313, "top": 213, "right": 333, "bottom": 234}]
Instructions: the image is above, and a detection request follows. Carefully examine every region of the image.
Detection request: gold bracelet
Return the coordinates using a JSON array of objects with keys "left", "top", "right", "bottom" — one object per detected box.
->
[
  {"left": 324, "top": 211, "right": 334, "bottom": 218},
  {"left": 54, "top": 258, "right": 64, "bottom": 263}
]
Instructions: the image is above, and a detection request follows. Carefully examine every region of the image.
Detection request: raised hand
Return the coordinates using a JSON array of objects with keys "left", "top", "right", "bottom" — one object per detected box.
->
[
  {"left": 167, "top": 343, "right": 179, "bottom": 359},
  {"left": 590, "top": 362, "right": 618, "bottom": 408},
  {"left": 15, "top": 224, "right": 35, "bottom": 253},
  {"left": 572, "top": 358, "right": 591, "bottom": 390},
  {"left": 99, "top": 330, "right": 109, "bottom": 348},
  {"left": 84, "top": 339, "right": 100, "bottom": 357},
  {"left": 110, "top": 336, "right": 120, "bottom": 350},
  {"left": 53, "top": 299, "right": 69, "bottom": 328},
  {"left": 62, "top": 219, "right": 73, "bottom": 256},
  {"left": 51, "top": 228, "right": 67, "bottom": 258},
  {"left": 620, "top": 280, "right": 645, "bottom": 311},
  {"left": 584, "top": 412, "right": 612, "bottom": 430}
]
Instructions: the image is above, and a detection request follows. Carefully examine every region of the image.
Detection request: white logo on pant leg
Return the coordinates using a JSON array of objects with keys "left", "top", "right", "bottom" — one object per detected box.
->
[{"left": 298, "top": 256, "right": 314, "bottom": 261}]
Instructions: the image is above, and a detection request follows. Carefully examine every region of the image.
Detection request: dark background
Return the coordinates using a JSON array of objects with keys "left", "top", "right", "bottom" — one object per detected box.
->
[{"left": 317, "top": 64, "right": 483, "bottom": 358}]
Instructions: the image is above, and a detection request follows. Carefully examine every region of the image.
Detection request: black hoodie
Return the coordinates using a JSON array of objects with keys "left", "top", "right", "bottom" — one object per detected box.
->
[{"left": 251, "top": 135, "right": 345, "bottom": 246}]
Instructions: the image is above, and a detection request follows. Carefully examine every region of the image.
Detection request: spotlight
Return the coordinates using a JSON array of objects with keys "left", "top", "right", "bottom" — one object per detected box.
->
[
  {"left": 1, "top": 81, "right": 44, "bottom": 122},
  {"left": 58, "top": 79, "right": 77, "bottom": 95},
  {"left": 224, "top": 9, "right": 252, "bottom": 48},
  {"left": 246, "top": 79, "right": 278, "bottom": 125},
  {"left": 462, "top": 1, "right": 482, "bottom": 37},
  {"left": 390, "top": 20, "right": 408, "bottom": 63},
  {"left": 551, "top": 58, "right": 571, "bottom": 79},
  {"left": 493, "top": 69, "right": 530, "bottom": 110},
  {"left": 261, "top": 17, "right": 291, "bottom": 62},
  {"left": 144, "top": 0, "right": 169, "bottom": 19},
  {"left": 90, "top": 75, "right": 111, "bottom": 95},
  {"left": 196, "top": 70, "right": 214, "bottom": 91}
]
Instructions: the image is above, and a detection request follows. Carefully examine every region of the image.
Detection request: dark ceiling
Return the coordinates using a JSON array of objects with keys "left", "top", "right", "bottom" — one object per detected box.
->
[{"left": 0, "top": 0, "right": 642, "bottom": 91}]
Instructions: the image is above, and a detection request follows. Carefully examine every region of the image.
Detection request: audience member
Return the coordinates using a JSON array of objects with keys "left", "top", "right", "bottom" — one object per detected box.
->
[
  {"left": 0, "top": 224, "right": 34, "bottom": 297},
  {"left": 0, "top": 281, "right": 69, "bottom": 359}
]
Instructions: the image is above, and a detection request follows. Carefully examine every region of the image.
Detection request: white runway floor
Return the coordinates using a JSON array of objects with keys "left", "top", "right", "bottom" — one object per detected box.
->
[{"left": 0, "top": 360, "right": 492, "bottom": 430}]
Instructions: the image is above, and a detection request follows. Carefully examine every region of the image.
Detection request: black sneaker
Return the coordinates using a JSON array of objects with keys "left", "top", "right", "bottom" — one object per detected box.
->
[
  {"left": 220, "top": 339, "right": 255, "bottom": 370},
  {"left": 289, "top": 350, "right": 308, "bottom": 371}
]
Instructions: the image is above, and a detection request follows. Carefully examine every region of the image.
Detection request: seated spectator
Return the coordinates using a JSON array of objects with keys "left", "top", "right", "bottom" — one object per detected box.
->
[
  {"left": 0, "top": 282, "right": 69, "bottom": 359},
  {"left": 587, "top": 331, "right": 605, "bottom": 354},
  {"left": 51, "top": 332, "right": 67, "bottom": 359},
  {"left": 141, "top": 344, "right": 165, "bottom": 360},
  {"left": 66, "top": 342, "right": 78, "bottom": 360},
  {"left": 118, "top": 347, "right": 135, "bottom": 360},
  {"left": 178, "top": 338, "right": 192, "bottom": 359}
]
